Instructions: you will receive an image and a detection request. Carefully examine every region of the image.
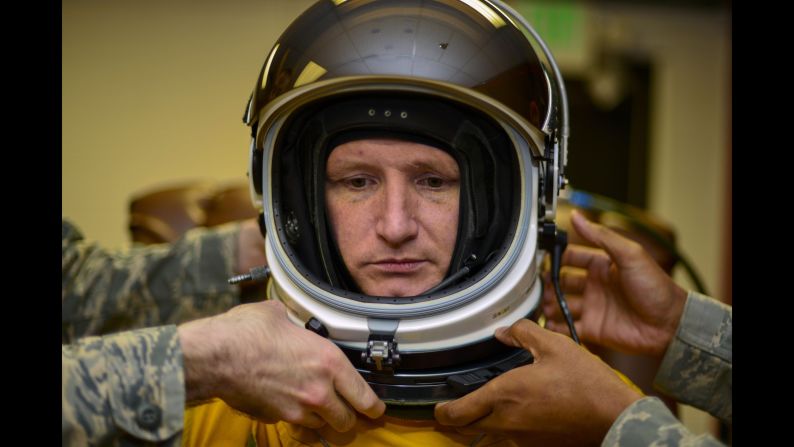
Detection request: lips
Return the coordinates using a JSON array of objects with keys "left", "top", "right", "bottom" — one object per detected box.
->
[{"left": 371, "top": 259, "right": 426, "bottom": 273}]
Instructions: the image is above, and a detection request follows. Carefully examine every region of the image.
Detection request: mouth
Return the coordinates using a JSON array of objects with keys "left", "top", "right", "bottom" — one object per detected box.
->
[{"left": 371, "top": 259, "right": 426, "bottom": 273}]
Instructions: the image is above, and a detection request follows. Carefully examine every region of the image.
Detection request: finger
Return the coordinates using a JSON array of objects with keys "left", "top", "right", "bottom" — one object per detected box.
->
[
  {"left": 313, "top": 394, "right": 357, "bottom": 432},
  {"left": 493, "top": 325, "right": 517, "bottom": 347},
  {"left": 434, "top": 391, "right": 494, "bottom": 427},
  {"left": 570, "top": 210, "right": 647, "bottom": 269},
  {"left": 504, "top": 318, "right": 582, "bottom": 356},
  {"left": 560, "top": 268, "right": 588, "bottom": 294},
  {"left": 289, "top": 411, "right": 326, "bottom": 429},
  {"left": 451, "top": 413, "right": 505, "bottom": 436},
  {"left": 453, "top": 425, "right": 489, "bottom": 436},
  {"left": 544, "top": 319, "right": 565, "bottom": 334},
  {"left": 541, "top": 287, "right": 561, "bottom": 317},
  {"left": 544, "top": 274, "right": 586, "bottom": 319},
  {"left": 561, "top": 243, "right": 611, "bottom": 270},
  {"left": 333, "top": 360, "right": 386, "bottom": 420},
  {"left": 545, "top": 319, "right": 583, "bottom": 341},
  {"left": 543, "top": 268, "right": 586, "bottom": 295},
  {"left": 541, "top": 282, "right": 554, "bottom": 307},
  {"left": 494, "top": 319, "right": 550, "bottom": 356},
  {"left": 542, "top": 295, "right": 583, "bottom": 321}
]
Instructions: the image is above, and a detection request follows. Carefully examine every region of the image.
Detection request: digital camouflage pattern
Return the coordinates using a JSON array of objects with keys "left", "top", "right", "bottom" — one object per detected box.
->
[
  {"left": 602, "top": 397, "right": 724, "bottom": 447},
  {"left": 62, "top": 219, "right": 241, "bottom": 344},
  {"left": 62, "top": 325, "right": 185, "bottom": 446},
  {"left": 602, "top": 292, "right": 731, "bottom": 446},
  {"left": 655, "top": 292, "right": 732, "bottom": 423}
]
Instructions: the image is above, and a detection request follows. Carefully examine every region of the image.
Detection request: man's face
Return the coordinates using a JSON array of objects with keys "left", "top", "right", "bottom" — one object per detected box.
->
[{"left": 325, "top": 139, "right": 460, "bottom": 297}]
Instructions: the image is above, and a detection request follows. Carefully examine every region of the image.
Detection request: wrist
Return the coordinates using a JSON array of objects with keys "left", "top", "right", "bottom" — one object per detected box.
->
[
  {"left": 178, "top": 316, "right": 230, "bottom": 404},
  {"left": 656, "top": 283, "right": 688, "bottom": 355},
  {"left": 597, "top": 387, "right": 644, "bottom": 445},
  {"left": 603, "top": 374, "right": 643, "bottom": 424}
]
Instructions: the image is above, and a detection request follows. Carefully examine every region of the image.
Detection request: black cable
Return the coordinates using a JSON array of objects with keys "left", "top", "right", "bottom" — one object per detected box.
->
[
  {"left": 550, "top": 229, "right": 580, "bottom": 344},
  {"left": 423, "top": 254, "right": 477, "bottom": 295},
  {"left": 540, "top": 223, "right": 580, "bottom": 344},
  {"left": 423, "top": 266, "right": 470, "bottom": 295}
]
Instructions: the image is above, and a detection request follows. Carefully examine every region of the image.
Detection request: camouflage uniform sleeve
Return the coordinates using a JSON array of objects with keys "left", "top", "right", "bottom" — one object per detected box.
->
[
  {"left": 654, "top": 291, "right": 732, "bottom": 423},
  {"left": 62, "top": 325, "right": 184, "bottom": 447},
  {"left": 602, "top": 397, "right": 724, "bottom": 446},
  {"left": 62, "top": 219, "right": 242, "bottom": 343}
]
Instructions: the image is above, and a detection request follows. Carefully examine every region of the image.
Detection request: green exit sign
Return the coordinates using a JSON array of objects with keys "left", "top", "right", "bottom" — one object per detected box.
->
[{"left": 512, "top": 0, "right": 586, "bottom": 54}]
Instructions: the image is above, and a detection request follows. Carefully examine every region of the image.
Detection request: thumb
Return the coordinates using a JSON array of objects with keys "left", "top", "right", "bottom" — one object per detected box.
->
[
  {"left": 494, "top": 319, "right": 550, "bottom": 358},
  {"left": 545, "top": 319, "right": 585, "bottom": 342}
]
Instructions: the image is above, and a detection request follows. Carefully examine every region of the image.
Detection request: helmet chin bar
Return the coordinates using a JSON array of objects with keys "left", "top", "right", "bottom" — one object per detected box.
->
[
  {"left": 265, "top": 242, "right": 542, "bottom": 353},
  {"left": 267, "top": 241, "right": 543, "bottom": 419}
]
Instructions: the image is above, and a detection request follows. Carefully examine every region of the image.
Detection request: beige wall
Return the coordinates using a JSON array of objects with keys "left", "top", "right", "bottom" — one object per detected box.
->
[
  {"left": 63, "top": 0, "right": 316, "bottom": 249},
  {"left": 640, "top": 5, "right": 730, "bottom": 432}
]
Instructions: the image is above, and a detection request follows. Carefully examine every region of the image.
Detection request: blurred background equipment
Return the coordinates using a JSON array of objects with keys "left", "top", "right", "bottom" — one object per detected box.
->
[{"left": 129, "top": 181, "right": 258, "bottom": 245}]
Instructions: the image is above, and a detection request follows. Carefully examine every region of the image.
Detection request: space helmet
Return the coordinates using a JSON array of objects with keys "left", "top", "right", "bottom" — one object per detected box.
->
[{"left": 244, "top": 0, "right": 569, "bottom": 418}]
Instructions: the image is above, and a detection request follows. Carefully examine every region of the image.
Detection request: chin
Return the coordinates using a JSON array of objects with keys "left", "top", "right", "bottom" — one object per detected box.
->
[{"left": 365, "top": 279, "right": 436, "bottom": 297}]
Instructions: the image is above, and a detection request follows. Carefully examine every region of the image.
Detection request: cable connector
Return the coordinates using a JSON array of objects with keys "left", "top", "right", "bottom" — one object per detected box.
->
[{"left": 228, "top": 265, "right": 270, "bottom": 285}]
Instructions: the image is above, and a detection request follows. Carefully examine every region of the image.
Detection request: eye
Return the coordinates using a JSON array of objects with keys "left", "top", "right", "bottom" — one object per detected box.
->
[
  {"left": 345, "top": 176, "right": 374, "bottom": 189},
  {"left": 418, "top": 176, "right": 445, "bottom": 189}
]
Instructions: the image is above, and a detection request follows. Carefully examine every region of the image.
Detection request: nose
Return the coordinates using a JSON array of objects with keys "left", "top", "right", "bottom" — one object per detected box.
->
[{"left": 375, "top": 177, "right": 419, "bottom": 246}]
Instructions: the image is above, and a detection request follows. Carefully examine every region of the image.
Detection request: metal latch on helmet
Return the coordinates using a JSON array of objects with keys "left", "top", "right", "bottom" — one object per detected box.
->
[{"left": 361, "top": 335, "right": 401, "bottom": 372}]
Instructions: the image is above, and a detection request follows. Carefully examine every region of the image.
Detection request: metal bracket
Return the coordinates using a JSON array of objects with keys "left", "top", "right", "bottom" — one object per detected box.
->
[{"left": 361, "top": 335, "right": 401, "bottom": 372}]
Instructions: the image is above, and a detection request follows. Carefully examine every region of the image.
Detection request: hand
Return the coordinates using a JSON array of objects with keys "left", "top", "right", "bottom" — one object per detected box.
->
[
  {"left": 178, "top": 300, "right": 385, "bottom": 432},
  {"left": 236, "top": 218, "right": 267, "bottom": 274},
  {"left": 543, "top": 210, "right": 687, "bottom": 356},
  {"left": 435, "top": 319, "right": 642, "bottom": 446}
]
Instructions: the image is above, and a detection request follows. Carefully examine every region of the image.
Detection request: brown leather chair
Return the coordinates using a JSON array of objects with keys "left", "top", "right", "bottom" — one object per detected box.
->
[
  {"left": 129, "top": 181, "right": 258, "bottom": 245},
  {"left": 128, "top": 180, "right": 263, "bottom": 302}
]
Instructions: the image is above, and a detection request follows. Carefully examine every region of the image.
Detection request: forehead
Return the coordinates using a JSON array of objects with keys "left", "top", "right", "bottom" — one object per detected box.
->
[{"left": 327, "top": 138, "right": 458, "bottom": 171}]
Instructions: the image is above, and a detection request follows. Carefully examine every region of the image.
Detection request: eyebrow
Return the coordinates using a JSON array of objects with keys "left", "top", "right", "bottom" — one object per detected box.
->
[
  {"left": 327, "top": 156, "right": 459, "bottom": 176},
  {"left": 405, "top": 159, "right": 459, "bottom": 175}
]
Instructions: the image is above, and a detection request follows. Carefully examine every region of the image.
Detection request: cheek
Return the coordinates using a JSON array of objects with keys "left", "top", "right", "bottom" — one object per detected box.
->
[
  {"left": 326, "top": 200, "right": 369, "bottom": 255},
  {"left": 443, "top": 204, "right": 460, "bottom": 249},
  {"left": 425, "top": 200, "right": 459, "bottom": 250}
]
